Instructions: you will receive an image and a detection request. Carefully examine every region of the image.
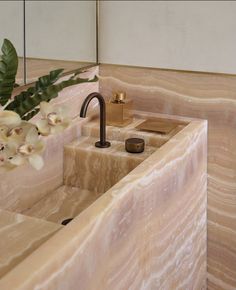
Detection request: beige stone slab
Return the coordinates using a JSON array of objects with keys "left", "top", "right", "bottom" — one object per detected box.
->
[
  {"left": 23, "top": 185, "right": 103, "bottom": 225},
  {"left": 81, "top": 116, "right": 187, "bottom": 147},
  {"left": 99, "top": 64, "right": 236, "bottom": 290},
  {"left": 0, "top": 209, "right": 62, "bottom": 279},
  {"left": 0, "top": 118, "right": 85, "bottom": 214},
  {"left": 0, "top": 117, "right": 207, "bottom": 290},
  {"left": 64, "top": 136, "right": 157, "bottom": 193},
  {"left": 0, "top": 66, "right": 98, "bottom": 213}
]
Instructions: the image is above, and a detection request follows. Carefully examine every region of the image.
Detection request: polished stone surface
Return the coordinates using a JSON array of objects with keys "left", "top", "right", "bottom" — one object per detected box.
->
[
  {"left": 22, "top": 116, "right": 177, "bottom": 225},
  {"left": 81, "top": 115, "right": 186, "bottom": 147},
  {"left": 0, "top": 113, "right": 207, "bottom": 290},
  {"left": 0, "top": 66, "right": 98, "bottom": 213},
  {"left": 64, "top": 136, "right": 157, "bottom": 193},
  {"left": 0, "top": 210, "right": 61, "bottom": 279},
  {"left": 23, "top": 186, "right": 102, "bottom": 225},
  {"left": 100, "top": 64, "right": 236, "bottom": 290}
]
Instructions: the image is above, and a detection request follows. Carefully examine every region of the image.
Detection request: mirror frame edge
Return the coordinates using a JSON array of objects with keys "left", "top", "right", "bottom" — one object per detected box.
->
[{"left": 21, "top": 0, "right": 99, "bottom": 87}]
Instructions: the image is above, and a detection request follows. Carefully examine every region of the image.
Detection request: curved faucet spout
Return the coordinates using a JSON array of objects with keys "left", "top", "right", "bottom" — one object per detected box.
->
[{"left": 80, "top": 92, "right": 111, "bottom": 148}]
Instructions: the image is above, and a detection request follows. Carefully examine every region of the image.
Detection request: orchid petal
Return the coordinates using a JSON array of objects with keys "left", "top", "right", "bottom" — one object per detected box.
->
[
  {"left": 29, "top": 154, "right": 44, "bottom": 170},
  {"left": 0, "top": 111, "right": 21, "bottom": 127},
  {"left": 20, "top": 121, "right": 35, "bottom": 133},
  {"left": 26, "top": 127, "right": 39, "bottom": 144},
  {"left": 10, "top": 155, "right": 25, "bottom": 166},
  {"left": 0, "top": 125, "right": 8, "bottom": 135},
  {"left": 40, "top": 102, "right": 53, "bottom": 117},
  {"left": 0, "top": 131, "right": 8, "bottom": 143},
  {"left": 38, "top": 102, "right": 71, "bottom": 136},
  {"left": 34, "top": 140, "right": 45, "bottom": 153},
  {"left": 6, "top": 139, "right": 19, "bottom": 152},
  {"left": 36, "top": 119, "right": 50, "bottom": 136}
]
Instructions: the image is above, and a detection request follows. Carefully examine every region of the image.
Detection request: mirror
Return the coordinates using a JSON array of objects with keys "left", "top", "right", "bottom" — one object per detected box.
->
[
  {"left": 0, "top": 1, "right": 25, "bottom": 85},
  {"left": 99, "top": 1, "right": 236, "bottom": 74},
  {"left": 0, "top": 0, "right": 97, "bottom": 86},
  {"left": 25, "top": 0, "right": 97, "bottom": 84}
]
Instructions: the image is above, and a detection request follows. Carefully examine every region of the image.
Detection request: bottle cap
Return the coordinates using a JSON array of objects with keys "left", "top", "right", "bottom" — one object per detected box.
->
[{"left": 113, "top": 92, "right": 126, "bottom": 103}]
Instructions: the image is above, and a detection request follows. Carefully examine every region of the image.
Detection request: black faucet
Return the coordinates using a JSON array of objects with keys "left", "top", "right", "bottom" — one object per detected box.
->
[{"left": 80, "top": 92, "right": 111, "bottom": 148}]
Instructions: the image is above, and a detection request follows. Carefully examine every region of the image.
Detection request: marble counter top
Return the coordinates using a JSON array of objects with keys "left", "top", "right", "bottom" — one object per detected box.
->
[
  {"left": 0, "top": 112, "right": 207, "bottom": 290},
  {"left": 0, "top": 210, "right": 62, "bottom": 279}
]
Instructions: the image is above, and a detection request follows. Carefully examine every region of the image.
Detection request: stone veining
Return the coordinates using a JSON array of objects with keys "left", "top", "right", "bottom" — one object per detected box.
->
[{"left": 99, "top": 64, "right": 236, "bottom": 290}]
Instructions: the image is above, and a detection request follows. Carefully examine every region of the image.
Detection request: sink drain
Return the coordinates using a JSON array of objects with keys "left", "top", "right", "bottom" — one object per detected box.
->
[{"left": 61, "top": 218, "right": 73, "bottom": 225}]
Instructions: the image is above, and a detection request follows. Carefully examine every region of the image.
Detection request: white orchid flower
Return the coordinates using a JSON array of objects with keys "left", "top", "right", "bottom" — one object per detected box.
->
[
  {"left": 0, "top": 128, "right": 8, "bottom": 150},
  {"left": 0, "top": 111, "right": 21, "bottom": 171},
  {"left": 0, "top": 110, "right": 45, "bottom": 171},
  {"left": 9, "top": 126, "right": 45, "bottom": 170},
  {"left": 0, "top": 111, "right": 22, "bottom": 154},
  {"left": 0, "top": 111, "right": 33, "bottom": 152},
  {"left": 0, "top": 110, "right": 21, "bottom": 128},
  {"left": 0, "top": 111, "right": 22, "bottom": 142},
  {"left": 0, "top": 110, "right": 30, "bottom": 139},
  {"left": 0, "top": 147, "right": 16, "bottom": 171},
  {"left": 36, "top": 102, "right": 71, "bottom": 136}
]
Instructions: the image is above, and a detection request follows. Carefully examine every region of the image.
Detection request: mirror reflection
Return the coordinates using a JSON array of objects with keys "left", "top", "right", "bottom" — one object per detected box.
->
[
  {"left": 0, "top": 1, "right": 24, "bottom": 85},
  {"left": 25, "top": 0, "right": 97, "bottom": 83},
  {"left": 0, "top": 0, "right": 97, "bottom": 86}
]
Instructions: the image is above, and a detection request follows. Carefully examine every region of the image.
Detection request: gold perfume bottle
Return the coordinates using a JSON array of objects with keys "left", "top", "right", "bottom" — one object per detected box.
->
[{"left": 106, "top": 92, "right": 133, "bottom": 127}]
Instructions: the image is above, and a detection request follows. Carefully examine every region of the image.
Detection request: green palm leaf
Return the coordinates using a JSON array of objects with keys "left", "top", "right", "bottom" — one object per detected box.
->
[
  {"left": 0, "top": 37, "right": 98, "bottom": 121},
  {"left": 6, "top": 68, "right": 64, "bottom": 111},
  {"left": 14, "top": 75, "right": 98, "bottom": 119},
  {"left": 0, "top": 39, "right": 18, "bottom": 106}
]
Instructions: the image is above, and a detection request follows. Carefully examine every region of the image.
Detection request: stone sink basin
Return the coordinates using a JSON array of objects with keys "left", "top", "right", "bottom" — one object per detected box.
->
[
  {"left": 21, "top": 113, "right": 186, "bottom": 225},
  {"left": 0, "top": 111, "right": 207, "bottom": 290}
]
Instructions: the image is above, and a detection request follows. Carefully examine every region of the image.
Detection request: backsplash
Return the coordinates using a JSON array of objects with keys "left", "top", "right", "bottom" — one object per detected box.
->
[
  {"left": 99, "top": 64, "right": 236, "bottom": 290},
  {"left": 0, "top": 66, "right": 99, "bottom": 213}
]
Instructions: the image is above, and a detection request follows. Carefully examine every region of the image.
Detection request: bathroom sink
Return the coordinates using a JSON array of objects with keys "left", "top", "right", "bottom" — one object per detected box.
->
[
  {"left": 0, "top": 111, "right": 207, "bottom": 290},
  {"left": 20, "top": 115, "right": 188, "bottom": 225},
  {"left": 0, "top": 112, "right": 190, "bottom": 279},
  {"left": 23, "top": 135, "right": 157, "bottom": 224},
  {"left": 64, "top": 136, "right": 157, "bottom": 192},
  {"left": 0, "top": 210, "right": 62, "bottom": 279}
]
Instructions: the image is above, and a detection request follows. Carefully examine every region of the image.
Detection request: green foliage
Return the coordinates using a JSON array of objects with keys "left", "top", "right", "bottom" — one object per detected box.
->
[
  {"left": 22, "top": 109, "right": 40, "bottom": 121},
  {"left": 6, "top": 68, "right": 64, "bottom": 111},
  {"left": 0, "top": 39, "right": 18, "bottom": 106},
  {"left": 0, "top": 38, "right": 98, "bottom": 121},
  {"left": 11, "top": 74, "right": 98, "bottom": 120}
]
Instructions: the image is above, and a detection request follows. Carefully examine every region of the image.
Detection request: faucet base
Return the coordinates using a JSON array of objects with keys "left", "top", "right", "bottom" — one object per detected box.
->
[{"left": 95, "top": 141, "right": 111, "bottom": 148}]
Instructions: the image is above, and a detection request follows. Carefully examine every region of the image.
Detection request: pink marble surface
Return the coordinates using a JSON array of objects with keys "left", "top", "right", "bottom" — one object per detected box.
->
[
  {"left": 0, "top": 114, "right": 207, "bottom": 290},
  {"left": 99, "top": 64, "right": 236, "bottom": 290},
  {"left": 0, "top": 67, "right": 99, "bottom": 212}
]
